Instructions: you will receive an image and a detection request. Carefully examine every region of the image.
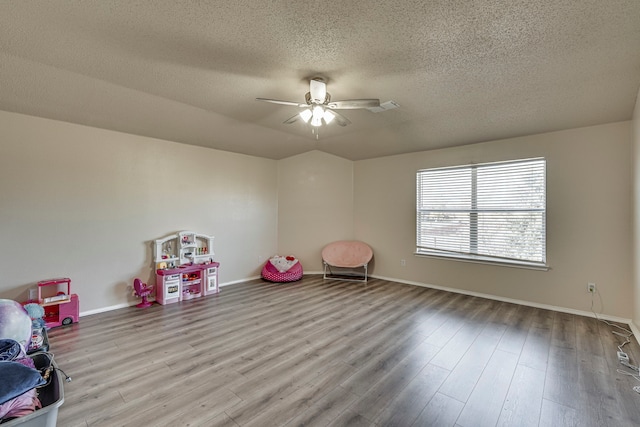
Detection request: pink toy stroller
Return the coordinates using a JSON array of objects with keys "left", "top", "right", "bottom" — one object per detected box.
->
[{"left": 133, "top": 278, "right": 153, "bottom": 308}]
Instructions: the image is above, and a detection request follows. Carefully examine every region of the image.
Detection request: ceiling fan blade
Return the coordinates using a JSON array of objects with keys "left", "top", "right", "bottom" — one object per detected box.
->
[
  {"left": 256, "top": 98, "right": 304, "bottom": 107},
  {"left": 331, "top": 110, "right": 352, "bottom": 127},
  {"left": 283, "top": 114, "right": 300, "bottom": 125},
  {"left": 327, "top": 99, "right": 381, "bottom": 109},
  {"left": 309, "top": 79, "right": 327, "bottom": 103}
]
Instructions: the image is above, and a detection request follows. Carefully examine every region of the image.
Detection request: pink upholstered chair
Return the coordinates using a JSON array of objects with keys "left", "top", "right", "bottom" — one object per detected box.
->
[{"left": 321, "top": 241, "right": 373, "bottom": 282}]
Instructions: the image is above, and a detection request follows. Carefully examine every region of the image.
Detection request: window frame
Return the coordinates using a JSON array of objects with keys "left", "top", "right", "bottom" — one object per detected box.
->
[{"left": 415, "top": 158, "right": 548, "bottom": 270}]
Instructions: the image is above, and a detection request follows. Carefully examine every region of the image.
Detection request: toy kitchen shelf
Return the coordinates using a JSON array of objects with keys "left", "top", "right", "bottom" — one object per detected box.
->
[
  {"left": 154, "top": 230, "right": 214, "bottom": 269},
  {"left": 154, "top": 231, "right": 219, "bottom": 305}
]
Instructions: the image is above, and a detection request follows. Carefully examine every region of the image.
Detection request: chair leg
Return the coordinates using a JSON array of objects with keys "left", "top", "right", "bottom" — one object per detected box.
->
[
  {"left": 136, "top": 293, "right": 152, "bottom": 308},
  {"left": 323, "top": 263, "right": 368, "bottom": 283}
]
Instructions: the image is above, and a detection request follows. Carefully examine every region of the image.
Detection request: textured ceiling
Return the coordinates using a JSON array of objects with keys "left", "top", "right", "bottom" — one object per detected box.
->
[{"left": 1, "top": 1, "right": 639, "bottom": 160}]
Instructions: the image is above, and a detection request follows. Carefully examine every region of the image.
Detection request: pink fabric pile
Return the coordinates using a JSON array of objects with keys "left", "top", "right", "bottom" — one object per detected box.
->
[
  {"left": 0, "top": 340, "right": 43, "bottom": 422},
  {"left": 0, "top": 388, "right": 41, "bottom": 420}
]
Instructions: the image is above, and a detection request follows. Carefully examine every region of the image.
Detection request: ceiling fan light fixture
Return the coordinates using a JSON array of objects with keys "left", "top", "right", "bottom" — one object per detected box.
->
[
  {"left": 323, "top": 109, "right": 335, "bottom": 124},
  {"left": 311, "top": 105, "right": 324, "bottom": 127},
  {"left": 299, "top": 109, "right": 312, "bottom": 123}
]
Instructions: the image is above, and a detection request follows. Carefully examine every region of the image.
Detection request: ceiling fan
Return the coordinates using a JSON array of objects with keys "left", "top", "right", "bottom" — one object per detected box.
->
[{"left": 256, "top": 78, "right": 380, "bottom": 127}]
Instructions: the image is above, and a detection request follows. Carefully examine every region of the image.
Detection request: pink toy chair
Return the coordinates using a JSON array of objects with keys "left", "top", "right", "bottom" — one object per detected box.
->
[{"left": 133, "top": 278, "right": 153, "bottom": 308}]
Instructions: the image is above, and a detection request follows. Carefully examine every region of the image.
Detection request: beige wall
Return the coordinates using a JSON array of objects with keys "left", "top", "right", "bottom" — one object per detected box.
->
[
  {"left": 277, "top": 151, "right": 354, "bottom": 271},
  {"left": 355, "top": 122, "right": 633, "bottom": 318},
  {"left": 0, "top": 111, "right": 278, "bottom": 313},
  {"left": 1, "top": 109, "right": 635, "bottom": 320},
  {"left": 633, "top": 87, "right": 640, "bottom": 331}
]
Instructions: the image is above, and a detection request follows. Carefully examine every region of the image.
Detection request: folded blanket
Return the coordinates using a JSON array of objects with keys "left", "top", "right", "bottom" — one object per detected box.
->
[
  {"left": 0, "top": 361, "right": 45, "bottom": 406},
  {"left": 0, "top": 387, "right": 41, "bottom": 420}
]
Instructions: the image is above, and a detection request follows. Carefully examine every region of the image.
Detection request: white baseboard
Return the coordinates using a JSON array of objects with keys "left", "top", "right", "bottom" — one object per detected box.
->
[
  {"left": 80, "top": 302, "right": 135, "bottom": 317},
  {"left": 370, "top": 274, "right": 633, "bottom": 325},
  {"left": 220, "top": 276, "right": 261, "bottom": 286},
  {"left": 80, "top": 273, "right": 637, "bottom": 336},
  {"left": 80, "top": 278, "right": 259, "bottom": 316}
]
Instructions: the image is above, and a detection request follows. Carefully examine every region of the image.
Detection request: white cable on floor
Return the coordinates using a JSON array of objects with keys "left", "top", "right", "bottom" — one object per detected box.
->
[{"left": 590, "top": 291, "right": 640, "bottom": 389}]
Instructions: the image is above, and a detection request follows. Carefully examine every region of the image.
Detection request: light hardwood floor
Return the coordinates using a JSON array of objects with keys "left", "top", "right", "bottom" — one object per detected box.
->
[{"left": 48, "top": 275, "right": 640, "bottom": 426}]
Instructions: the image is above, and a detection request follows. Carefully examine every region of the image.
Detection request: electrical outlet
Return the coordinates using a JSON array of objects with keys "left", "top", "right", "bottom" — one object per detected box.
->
[
  {"left": 587, "top": 282, "right": 596, "bottom": 293},
  {"left": 29, "top": 288, "right": 37, "bottom": 300},
  {"left": 400, "top": 259, "right": 406, "bottom": 266}
]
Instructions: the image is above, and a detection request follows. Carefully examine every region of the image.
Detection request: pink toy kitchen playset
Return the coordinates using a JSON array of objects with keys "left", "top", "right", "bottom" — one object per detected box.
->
[{"left": 154, "top": 231, "right": 219, "bottom": 305}]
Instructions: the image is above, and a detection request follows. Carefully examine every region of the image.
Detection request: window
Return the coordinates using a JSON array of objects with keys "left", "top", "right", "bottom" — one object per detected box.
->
[{"left": 416, "top": 158, "right": 546, "bottom": 268}]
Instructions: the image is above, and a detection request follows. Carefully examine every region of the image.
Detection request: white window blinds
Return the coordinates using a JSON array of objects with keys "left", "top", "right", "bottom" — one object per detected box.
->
[{"left": 416, "top": 158, "right": 546, "bottom": 266}]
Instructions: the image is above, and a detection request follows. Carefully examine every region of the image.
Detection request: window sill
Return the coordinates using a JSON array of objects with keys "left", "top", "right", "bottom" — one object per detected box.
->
[{"left": 414, "top": 251, "right": 550, "bottom": 271}]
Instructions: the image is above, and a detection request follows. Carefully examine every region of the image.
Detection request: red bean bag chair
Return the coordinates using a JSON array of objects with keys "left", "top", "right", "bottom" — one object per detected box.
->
[{"left": 261, "top": 256, "right": 303, "bottom": 282}]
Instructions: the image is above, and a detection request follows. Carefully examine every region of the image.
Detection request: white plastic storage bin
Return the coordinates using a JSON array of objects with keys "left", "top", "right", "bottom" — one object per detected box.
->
[{"left": 3, "top": 354, "right": 64, "bottom": 427}]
